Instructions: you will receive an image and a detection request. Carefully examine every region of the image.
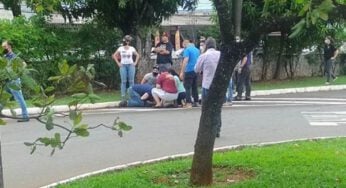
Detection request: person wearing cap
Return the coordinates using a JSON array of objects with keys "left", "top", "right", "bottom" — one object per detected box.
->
[
  {"left": 112, "top": 35, "right": 140, "bottom": 101},
  {"left": 154, "top": 32, "right": 173, "bottom": 72},
  {"left": 141, "top": 65, "right": 160, "bottom": 87}
]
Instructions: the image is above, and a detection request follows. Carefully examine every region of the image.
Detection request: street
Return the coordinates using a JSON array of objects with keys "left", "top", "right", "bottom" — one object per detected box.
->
[{"left": 1, "top": 90, "right": 346, "bottom": 188}]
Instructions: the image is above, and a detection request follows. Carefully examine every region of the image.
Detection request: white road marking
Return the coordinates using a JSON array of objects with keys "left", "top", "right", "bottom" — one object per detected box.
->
[{"left": 302, "top": 111, "right": 346, "bottom": 126}]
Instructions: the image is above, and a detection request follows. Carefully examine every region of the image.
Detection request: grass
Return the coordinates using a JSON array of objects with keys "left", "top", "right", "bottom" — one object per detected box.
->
[
  {"left": 57, "top": 138, "right": 346, "bottom": 188},
  {"left": 252, "top": 75, "right": 346, "bottom": 90},
  {"left": 17, "top": 75, "right": 345, "bottom": 107}
]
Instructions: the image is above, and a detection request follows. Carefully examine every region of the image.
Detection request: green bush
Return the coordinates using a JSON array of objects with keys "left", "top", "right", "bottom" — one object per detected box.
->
[{"left": 0, "top": 16, "right": 122, "bottom": 90}]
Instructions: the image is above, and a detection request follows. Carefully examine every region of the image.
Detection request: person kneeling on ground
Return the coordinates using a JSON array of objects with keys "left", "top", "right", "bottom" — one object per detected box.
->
[
  {"left": 119, "top": 84, "right": 154, "bottom": 107},
  {"left": 151, "top": 67, "right": 178, "bottom": 108},
  {"left": 168, "top": 69, "right": 186, "bottom": 107}
]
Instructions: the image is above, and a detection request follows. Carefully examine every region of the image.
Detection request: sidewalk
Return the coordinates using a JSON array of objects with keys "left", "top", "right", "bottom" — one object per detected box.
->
[{"left": 3, "top": 84, "right": 346, "bottom": 116}]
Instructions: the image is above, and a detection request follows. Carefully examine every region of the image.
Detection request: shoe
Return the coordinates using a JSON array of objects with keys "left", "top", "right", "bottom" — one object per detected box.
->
[
  {"left": 333, "top": 77, "right": 338, "bottom": 82},
  {"left": 184, "top": 103, "right": 192, "bottom": 108},
  {"left": 245, "top": 97, "right": 251, "bottom": 101},
  {"left": 118, "top": 100, "right": 127, "bottom": 107},
  {"left": 17, "top": 118, "right": 30, "bottom": 122},
  {"left": 325, "top": 82, "right": 330, "bottom": 85}
]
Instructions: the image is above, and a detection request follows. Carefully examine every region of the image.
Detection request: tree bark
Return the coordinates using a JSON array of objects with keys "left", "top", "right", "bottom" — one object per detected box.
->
[
  {"left": 273, "top": 33, "right": 285, "bottom": 79},
  {"left": 11, "top": 0, "right": 21, "bottom": 17},
  {"left": 190, "top": 0, "right": 243, "bottom": 186}
]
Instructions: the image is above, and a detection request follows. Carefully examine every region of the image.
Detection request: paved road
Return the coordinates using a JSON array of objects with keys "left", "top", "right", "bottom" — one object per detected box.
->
[{"left": 1, "top": 90, "right": 346, "bottom": 188}]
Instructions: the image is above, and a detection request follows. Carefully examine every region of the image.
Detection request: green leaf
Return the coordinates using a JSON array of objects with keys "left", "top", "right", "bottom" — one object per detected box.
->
[
  {"left": 74, "top": 127, "right": 89, "bottom": 137},
  {"left": 69, "top": 111, "right": 77, "bottom": 121},
  {"left": 44, "top": 86, "right": 55, "bottom": 93},
  {"left": 39, "top": 137, "right": 51, "bottom": 146},
  {"left": 68, "top": 100, "right": 79, "bottom": 107},
  {"left": 0, "top": 119, "right": 6, "bottom": 125},
  {"left": 88, "top": 93, "right": 101, "bottom": 103},
  {"left": 46, "top": 113, "right": 54, "bottom": 131},
  {"left": 48, "top": 76, "right": 62, "bottom": 81},
  {"left": 73, "top": 112, "right": 82, "bottom": 126},
  {"left": 24, "top": 142, "right": 34, "bottom": 146},
  {"left": 319, "top": 12, "right": 328, "bottom": 21},
  {"left": 59, "top": 61, "right": 69, "bottom": 75},
  {"left": 118, "top": 121, "right": 132, "bottom": 131}
]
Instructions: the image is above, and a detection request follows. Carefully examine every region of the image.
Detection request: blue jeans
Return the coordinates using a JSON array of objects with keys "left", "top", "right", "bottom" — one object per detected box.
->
[
  {"left": 325, "top": 59, "right": 336, "bottom": 82},
  {"left": 119, "top": 64, "right": 136, "bottom": 98},
  {"left": 7, "top": 79, "right": 29, "bottom": 119},
  {"left": 202, "top": 88, "right": 221, "bottom": 135},
  {"left": 127, "top": 87, "right": 145, "bottom": 107},
  {"left": 227, "top": 78, "right": 233, "bottom": 102}
]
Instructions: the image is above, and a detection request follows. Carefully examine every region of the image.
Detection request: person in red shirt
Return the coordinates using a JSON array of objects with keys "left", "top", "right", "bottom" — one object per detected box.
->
[{"left": 151, "top": 67, "right": 178, "bottom": 108}]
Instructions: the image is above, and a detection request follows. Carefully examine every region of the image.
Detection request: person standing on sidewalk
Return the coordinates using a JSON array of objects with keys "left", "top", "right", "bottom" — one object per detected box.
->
[
  {"left": 2, "top": 40, "right": 29, "bottom": 122},
  {"left": 234, "top": 52, "right": 252, "bottom": 101},
  {"left": 194, "top": 37, "right": 223, "bottom": 137},
  {"left": 154, "top": 32, "right": 173, "bottom": 72},
  {"left": 179, "top": 39, "right": 200, "bottom": 108},
  {"left": 324, "top": 36, "right": 339, "bottom": 85},
  {"left": 112, "top": 35, "right": 140, "bottom": 101}
]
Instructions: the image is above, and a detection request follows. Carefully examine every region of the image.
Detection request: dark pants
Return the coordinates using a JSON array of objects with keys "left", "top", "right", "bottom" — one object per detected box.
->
[
  {"left": 183, "top": 71, "right": 199, "bottom": 104},
  {"left": 236, "top": 67, "right": 251, "bottom": 99},
  {"left": 325, "top": 59, "right": 336, "bottom": 82},
  {"left": 202, "top": 88, "right": 221, "bottom": 135},
  {"left": 177, "top": 92, "right": 186, "bottom": 105}
]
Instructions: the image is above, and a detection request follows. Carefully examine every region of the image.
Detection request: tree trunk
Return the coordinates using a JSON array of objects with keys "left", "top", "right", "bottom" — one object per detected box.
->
[
  {"left": 11, "top": 0, "right": 21, "bottom": 17},
  {"left": 190, "top": 0, "right": 243, "bottom": 186},
  {"left": 273, "top": 34, "right": 285, "bottom": 79},
  {"left": 136, "top": 32, "right": 153, "bottom": 82},
  {"left": 0, "top": 141, "right": 4, "bottom": 188}
]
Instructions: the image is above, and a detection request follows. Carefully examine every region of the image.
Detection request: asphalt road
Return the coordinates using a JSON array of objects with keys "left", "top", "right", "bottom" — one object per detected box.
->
[{"left": 1, "top": 90, "right": 346, "bottom": 188}]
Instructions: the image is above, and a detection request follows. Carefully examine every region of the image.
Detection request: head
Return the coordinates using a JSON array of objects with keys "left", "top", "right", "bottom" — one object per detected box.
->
[
  {"left": 152, "top": 65, "right": 159, "bottom": 77},
  {"left": 2, "top": 40, "right": 12, "bottom": 55},
  {"left": 122, "top": 35, "right": 132, "bottom": 46},
  {"left": 161, "top": 32, "right": 169, "bottom": 43},
  {"left": 182, "top": 39, "right": 190, "bottom": 48},
  {"left": 205, "top": 37, "right": 217, "bottom": 50},
  {"left": 324, "top": 36, "right": 333, "bottom": 45},
  {"left": 159, "top": 65, "right": 168, "bottom": 73},
  {"left": 168, "top": 68, "right": 178, "bottom": 77}
]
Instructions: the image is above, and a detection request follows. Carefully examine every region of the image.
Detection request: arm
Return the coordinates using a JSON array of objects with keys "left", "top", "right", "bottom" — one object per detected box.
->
[
  {"left": 179, "top": 57, "right": 189, "bottom": 80},
  {"left": 134, "top": 49, "right": 140, "bottom": 66},
  {"left": 331, "top": 49, "right": 339, "bottom": 60},
  {"left": 141, "top": 74, "right": 148, "bottom": 84},
  {"left": 194, "top": 56, "right": 204, "bottom": 74},
  {"left": 112, "top": 50, "right": 121, "bottom": 67}
]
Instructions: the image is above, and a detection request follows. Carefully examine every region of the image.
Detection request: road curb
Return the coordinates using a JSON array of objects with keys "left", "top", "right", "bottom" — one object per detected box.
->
[
  {"left": 40, "top": 136, "right": 344, "bottom": 188},
  {"left": 4, "top": 84, "right": 346, "bottom": 116}
]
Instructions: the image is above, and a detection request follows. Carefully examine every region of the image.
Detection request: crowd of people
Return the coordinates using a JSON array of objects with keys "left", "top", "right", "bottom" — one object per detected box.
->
[{"left": 116, "top": 33, "right": 254, "bottom": 110}]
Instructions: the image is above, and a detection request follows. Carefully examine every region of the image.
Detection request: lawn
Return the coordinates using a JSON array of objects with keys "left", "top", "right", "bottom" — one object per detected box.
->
[
  {"left": 20, "top": 75, "right": 345, "bottom": 107},
  {"left": 57, "top": 138, "right": 346, "bottom": 188}
]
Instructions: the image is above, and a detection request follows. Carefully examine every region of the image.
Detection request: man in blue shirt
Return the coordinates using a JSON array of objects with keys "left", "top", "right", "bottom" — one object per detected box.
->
[
  {"left": 2, "top": 41, "right": 29, "bottom": 122},
  {"left": 179, "top": 39, "right": 200, "bottom": 108},
  {"left": 118, "top": 84, "right": 154, "bottom": 107}
]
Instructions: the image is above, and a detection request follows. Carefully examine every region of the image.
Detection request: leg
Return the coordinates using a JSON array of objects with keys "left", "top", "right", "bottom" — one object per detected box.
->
[
  {"left": 183, "top": 72, "right": 193, "bottom": 104},
  {"left": 326, "top": 59, "right": 332, "bottom": 83},
  {"left": 191, "top": 72, "right": 199, "bottom": 105},
  {"left": 227, "top": 78, "right": 233, "bottom": 102},
  {"left": 128, "top": 64, "right": 136, "bottom": 88},
  {"left": 10, "top": 88, "right": 29, "bottom": 120},
  {"left": 127, "top": 87, "right": 144, "bottom": 107},
  {"left": 151, "top": 88, "right": 162, "bottom": 107},
  {"left": 236, "top": 71, "right": 245, "bottom": 99},
  {"left": 244, "top": 68, "right": 251, "bottom": 99},
  {"left": 119, "top": 65, "right": 127, "bottom": 99}
]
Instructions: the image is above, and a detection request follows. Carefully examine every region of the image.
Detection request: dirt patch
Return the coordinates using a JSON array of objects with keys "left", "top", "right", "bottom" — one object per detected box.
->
[{"left": 152, "top": 166, "right": 255, "bottom": 187}]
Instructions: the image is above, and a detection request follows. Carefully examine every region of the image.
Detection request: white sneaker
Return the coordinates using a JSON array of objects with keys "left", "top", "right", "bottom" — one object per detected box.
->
[
  {"left": 333, "top": 77, "right": 338, "bottom": 82},
  {"left": 325, "top": 82, "right": 330, "bottom": 85}
]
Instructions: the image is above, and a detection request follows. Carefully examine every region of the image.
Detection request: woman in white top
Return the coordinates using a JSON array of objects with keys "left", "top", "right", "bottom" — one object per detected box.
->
[{"left": 112, "top": 35, "right": 140, "bottom": 100}]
